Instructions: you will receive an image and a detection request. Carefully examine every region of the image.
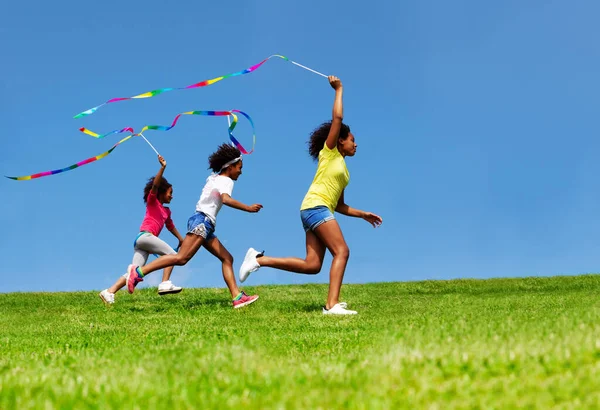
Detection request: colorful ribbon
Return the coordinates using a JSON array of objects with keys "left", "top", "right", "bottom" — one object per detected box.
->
[
  {"left": 74, "top": 55, "right": 327, "bottom": 118},
  {"left": 6, "top": 134, "right": 135, "bottom": 181},
  {"left": 82, "top": 109, "right": 255, "bottom": 154},
  {"left": 79, "top": 127, "right": 134, "bottom": 139},
  {"left": 7, "top": 109, "right": 255, "bottom": 181},
  {"left": 9, "top": 52, "right": 326, "bottom": 180}
]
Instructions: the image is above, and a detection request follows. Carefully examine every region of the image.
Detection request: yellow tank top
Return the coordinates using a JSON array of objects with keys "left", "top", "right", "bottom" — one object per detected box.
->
[{"left": 300, "top": 143, "right": 350, "bottom": 212}]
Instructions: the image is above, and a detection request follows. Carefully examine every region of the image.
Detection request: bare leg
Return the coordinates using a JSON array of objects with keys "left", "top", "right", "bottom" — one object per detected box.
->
[
  {"left": 258, "top": 220, "right": 349, "bottom": 309},
  {"left": 161, "top": 266, "right": 175, "bottom": 282},
  {"left": 138, "top": 233, "right": 204, "bottom": 277},
  {"left": 312, "top": 220, "right": 350, "bottom": 310},
  {"left": 204, "top": 237, "right": 239, "bottom": 299},
  {"left": 257, "top": 230, "right": 326, "bottom": 274},
  {"left": 108, "top": 277, "right": 126, "bottom": 294}
]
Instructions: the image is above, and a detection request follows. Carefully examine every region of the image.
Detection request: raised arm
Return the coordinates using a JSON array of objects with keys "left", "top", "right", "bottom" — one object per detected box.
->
[
  {"left": 151, "top": 155, "right": 167, "bottom": 194},
  {"left": 325, "top": 76, "right": 344, "bottom": 150}
]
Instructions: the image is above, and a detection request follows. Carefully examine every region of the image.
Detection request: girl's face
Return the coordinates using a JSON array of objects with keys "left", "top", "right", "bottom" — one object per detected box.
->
[
  {"left": 338, "top": 133, "right": 357, "bottom": 157},
  {"left": 160, "top": 187, "right": 173, "bottom": 204},
  {"left": 228, "top": 161, "right": 243, "bottom": 180}
]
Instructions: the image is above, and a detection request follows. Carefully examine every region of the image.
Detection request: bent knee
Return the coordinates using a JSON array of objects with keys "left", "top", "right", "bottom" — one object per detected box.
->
[
  {"left": 175, "top": 255, "right": 192, "bottom": 266},
  {"left": 304, "top": 259, "right": 322, "bottom": 274},
  {"left": 305, "top": 265, "right": 321, "bottom": 274}
]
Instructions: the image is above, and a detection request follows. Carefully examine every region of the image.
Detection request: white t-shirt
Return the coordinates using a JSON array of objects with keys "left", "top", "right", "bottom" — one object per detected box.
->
[{"left": 195, "top": 174, "right": 234, "bottom": 224}]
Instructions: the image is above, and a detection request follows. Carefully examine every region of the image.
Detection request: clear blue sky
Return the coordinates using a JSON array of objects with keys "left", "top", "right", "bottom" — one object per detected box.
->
[{"left": 2, "top": 0, "right": 600, "bottom": 293}]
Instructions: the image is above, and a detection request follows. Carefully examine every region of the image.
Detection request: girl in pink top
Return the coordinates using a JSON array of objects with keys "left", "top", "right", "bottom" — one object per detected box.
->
[{"left": 99, "top": 155, "right": 184, "bottom": 305}]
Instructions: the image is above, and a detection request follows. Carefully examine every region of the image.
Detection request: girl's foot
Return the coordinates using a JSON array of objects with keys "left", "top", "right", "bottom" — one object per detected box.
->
[
  {"left": 323, "top": 303, "right": 357, "bottom": 315},
  {"left": 126, "top": 265, "right": 144, "bottom": 294},
  {"left": 232, "top": 291, "right": 259, "bottom": 309},
  {"left": 239, "top": 248, "right": 263, "bottom": 282},
  {"left": 99, "top": 289, "right": 115, "bottom": 305},
  {"left": 158, "top": 281, "right": 183, "bottom": 295}
]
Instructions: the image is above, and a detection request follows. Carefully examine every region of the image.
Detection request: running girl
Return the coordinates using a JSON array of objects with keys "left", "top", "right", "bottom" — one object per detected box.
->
[
  {"left": 100, "top": 155, "right": 185, "bottom": 304},
  {"left": 238, "top": 76, "right": 383, "bottom": 315}
]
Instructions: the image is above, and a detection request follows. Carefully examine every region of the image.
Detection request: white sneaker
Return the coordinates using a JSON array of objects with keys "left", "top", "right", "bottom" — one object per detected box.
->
[
  {"left": 323, "top": 303, "right": 357, "bottom": 315},
  {"left": 158, "top": 281, "right": 183, "bottom": 295},
  {"left": 239, "top": 248, "right": 263, "bottom": 283},
  {"left": 99, "top": 289, "right": 115, "bottom": 305}
]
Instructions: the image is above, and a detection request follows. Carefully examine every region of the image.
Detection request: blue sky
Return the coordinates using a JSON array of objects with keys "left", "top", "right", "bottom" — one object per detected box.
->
[{"left": 2, "top": 0, "right": 599, "bottom": 293}]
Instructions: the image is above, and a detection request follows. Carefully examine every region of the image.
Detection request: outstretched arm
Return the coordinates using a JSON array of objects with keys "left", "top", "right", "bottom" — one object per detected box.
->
[
  {"left": 325, "top": 76, "right": 344, "bottom": 150},
  {"left": 222, "top": 194, "right": 263, "bottom": 213},
  {"left": 151, "top": 155, "right": 167, "bottom": 194},
  {"left": 335, "top": 190, "right": 383, "bottom": 228}
]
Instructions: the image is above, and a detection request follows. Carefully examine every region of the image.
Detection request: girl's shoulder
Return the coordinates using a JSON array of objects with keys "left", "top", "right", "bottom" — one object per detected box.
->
[
  {"left": 320, "top": 142, "right": 340, "bottom": 157},
  {"left": 318, "top": 145, "right": 341, "bottom": 163},
  {"left": 204, "top": 173, "right": 234, "bottom": 188},
  {"left": 214, "top": 174, "right": 233, "bottom": 183}
]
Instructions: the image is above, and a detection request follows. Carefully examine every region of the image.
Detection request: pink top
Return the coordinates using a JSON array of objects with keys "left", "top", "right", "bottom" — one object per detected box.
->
[{"left": 139, "top": 191, "right": 175, "bottom": 236}]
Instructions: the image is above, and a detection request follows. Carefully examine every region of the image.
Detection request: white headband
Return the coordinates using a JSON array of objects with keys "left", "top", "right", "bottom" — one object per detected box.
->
[{"left": 219, "top": 156, "right": 242, "bottom": 172}]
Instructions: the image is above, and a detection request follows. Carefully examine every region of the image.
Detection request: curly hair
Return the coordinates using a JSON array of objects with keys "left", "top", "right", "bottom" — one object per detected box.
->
[
  {"left": 307, "top": 121, "right": 351, "bottom": 161},
  {"left": 208, "top": 143, "right": 242, "bottom": 173},
  {"left": 143, "top": 176, "right": 172, "bottom": 203}
]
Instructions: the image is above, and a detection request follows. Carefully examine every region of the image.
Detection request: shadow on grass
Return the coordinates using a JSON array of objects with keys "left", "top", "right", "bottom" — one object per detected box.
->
[
  {"left": 296, "top": 302, "right": 324, "bottom": 313},
  {"left": 117, "top": 296, "right": 231, "bottom": 312}
]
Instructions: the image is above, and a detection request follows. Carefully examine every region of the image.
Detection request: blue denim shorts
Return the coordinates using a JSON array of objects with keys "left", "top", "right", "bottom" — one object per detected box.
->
[
  {"left": 300, "top": 206, "right": 335, "bottom": 232},
  {"left": 187, "top": 212, "right": 216, "bottom": 240}
]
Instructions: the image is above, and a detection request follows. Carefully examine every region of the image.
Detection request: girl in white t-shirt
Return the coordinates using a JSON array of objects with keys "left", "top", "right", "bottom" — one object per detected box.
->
[{"left": 125, "top": 144, "right": 263, "bottom": 309}]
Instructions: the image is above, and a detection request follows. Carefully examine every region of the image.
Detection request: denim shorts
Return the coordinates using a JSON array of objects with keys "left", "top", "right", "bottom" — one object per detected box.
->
[
  {"left": 300, "top": 206, "right": 335, "bottom": 232},
  {"left": 187, "top": 212, "right": 216, "bottom": 240}
]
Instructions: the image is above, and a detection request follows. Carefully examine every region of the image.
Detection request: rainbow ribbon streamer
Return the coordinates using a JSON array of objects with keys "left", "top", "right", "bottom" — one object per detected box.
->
[
  {"left": 6, "top": 134, "right": 134, "bottom": 181},
  {"left": 79, "top": 127, "right": 134, "bottom": 139},
  {"left": 7, "top": 109, "right": 255, "bottom": 181},
  {"left": 74, "top": 55, "right": 327, "bottom": 118},
  {"left": 139, "top": 109, "right": 256, "bottom": 154},
  {"left": 82, "top": 109, "right": 255, "bottom": 154}
]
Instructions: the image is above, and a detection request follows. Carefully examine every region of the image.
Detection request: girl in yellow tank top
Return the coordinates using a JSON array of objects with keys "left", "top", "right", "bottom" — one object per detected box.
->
[{"left": 239, "top": 76, "right": 383, "bottom": 315}]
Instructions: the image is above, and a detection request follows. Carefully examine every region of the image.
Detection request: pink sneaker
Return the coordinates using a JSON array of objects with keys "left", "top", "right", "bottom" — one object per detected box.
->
[
  {"left": 232, "top": 291, "right": 259, "bottom": 309},
  {"left": 126, "top": 264, "right": 143, "bottom": 294}
]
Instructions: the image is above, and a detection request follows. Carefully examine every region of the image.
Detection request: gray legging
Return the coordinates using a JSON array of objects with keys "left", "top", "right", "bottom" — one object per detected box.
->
[{"left": 121, "top": 232, "right": 176, "bottom": 278}]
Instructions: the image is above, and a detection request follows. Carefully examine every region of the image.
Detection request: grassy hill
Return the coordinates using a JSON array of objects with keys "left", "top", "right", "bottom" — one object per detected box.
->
[{"left": 1, "top": 275, "right": 600, "bottom": 409}]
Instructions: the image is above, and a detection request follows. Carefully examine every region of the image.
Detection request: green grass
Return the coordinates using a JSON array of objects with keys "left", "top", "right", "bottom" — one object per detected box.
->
[{"left": 1, "top": 275, "right": 600, "bottom": 409}]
